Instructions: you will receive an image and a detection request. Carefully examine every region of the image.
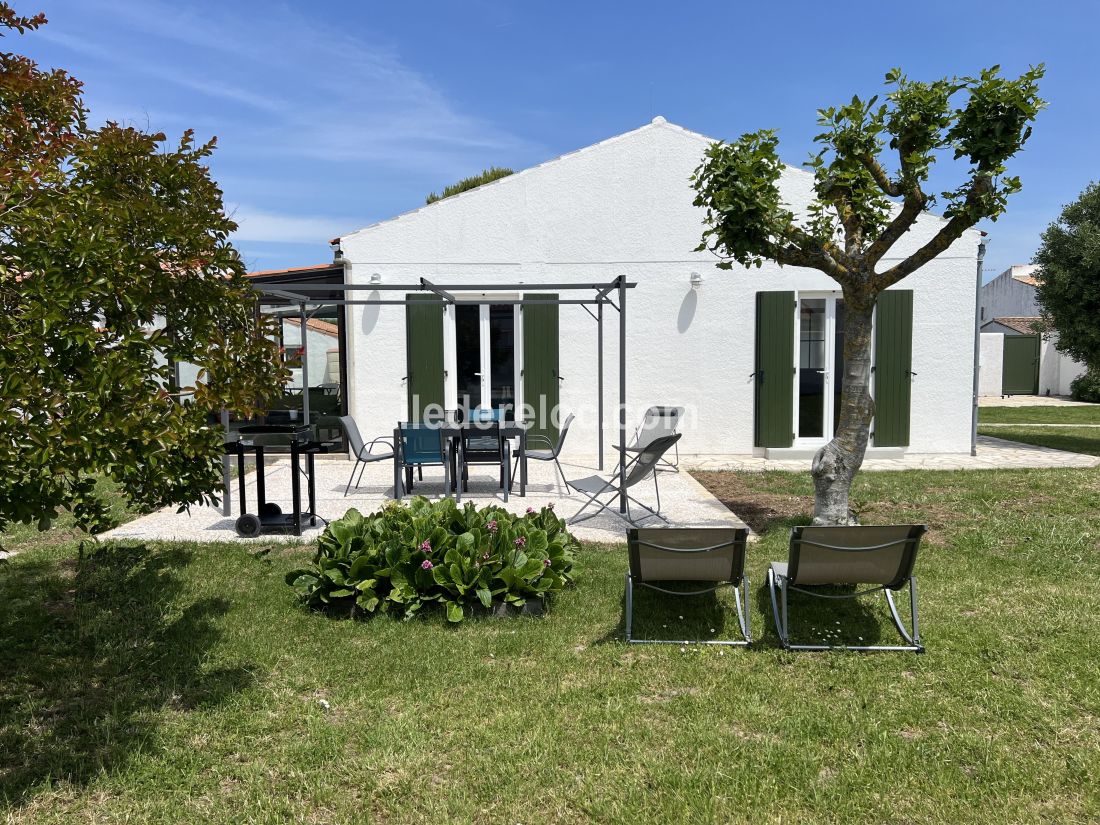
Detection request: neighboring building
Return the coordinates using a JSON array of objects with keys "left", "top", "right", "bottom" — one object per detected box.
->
[
  {"left": 254, "top": 118, "right": 985, "bottom": 459},
  {"left": 979, "top": 264, "right": 1041, "bottom": 323},
  {"left": 978, "top": 266, "right": 1086, "bottom": 397}
]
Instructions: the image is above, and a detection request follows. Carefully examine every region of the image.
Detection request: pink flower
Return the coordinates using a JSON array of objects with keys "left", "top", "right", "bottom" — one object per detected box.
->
[
  {"left": 421, "top": 559, "right": 433, "bottom": 570},
  {"left": 514, "top": 536, "right": 527, "bottom": 548},
  {"left": 526, "top": 506, "right": 535, "bottom": 514},
  {"left": 420, "top": 540, "right": 431, "bottom": 553},
  {"left": 487, "top": 520, "right": 498, "bottom": 533},
  {"left": 543, "top": 558, "right": 551, "bottom": 567}
]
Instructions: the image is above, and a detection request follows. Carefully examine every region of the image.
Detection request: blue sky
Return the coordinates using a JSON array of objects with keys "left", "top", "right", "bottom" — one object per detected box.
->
[{"left": 19, "top": 0, "right": 1100, "bottom": 279}]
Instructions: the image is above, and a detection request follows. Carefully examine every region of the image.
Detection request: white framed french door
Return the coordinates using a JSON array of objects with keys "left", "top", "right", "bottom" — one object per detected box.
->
[
  {"left": 792, "top": 292, "right": 847, "bottom": 447},
  {"left": 443, "top": 296, "right": 522, "bottom": 412}
]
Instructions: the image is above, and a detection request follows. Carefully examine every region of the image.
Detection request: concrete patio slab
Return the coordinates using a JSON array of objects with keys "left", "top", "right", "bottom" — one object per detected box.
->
[
  {"left": 684, "top": 435, "right": 1100, "bottom": 473},
  {"left": 102, "top": 455, "right": 746, "bottom": 545},
  {"left": 979, "top": 395, "right": 1096, "bottom": 407}
]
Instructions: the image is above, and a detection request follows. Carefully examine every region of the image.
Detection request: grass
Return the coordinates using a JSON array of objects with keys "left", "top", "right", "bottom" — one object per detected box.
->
[
  {"left": 979, "top": 426, "right": 1100, "bottom": 456},
  {"left": 0, "top": 477, "right": 135, "bottom": 556},
  {"left": 3, "top": 467, "right": 1100, "bottom": 822},
  {"left": 980, "top": 405, "right": 1100, "bottom": 425}
]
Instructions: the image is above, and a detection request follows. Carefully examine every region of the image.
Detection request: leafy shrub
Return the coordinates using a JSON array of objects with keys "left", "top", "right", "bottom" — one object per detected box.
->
[
  {"left": 285, "top": 497, "right": 578, "bottom": 622},
  {"left": 1070, "top": 369, "right": 1100, "bottom": 402},
  {"left": 425, "top": 166, "right": 513, "bottom": 204}
]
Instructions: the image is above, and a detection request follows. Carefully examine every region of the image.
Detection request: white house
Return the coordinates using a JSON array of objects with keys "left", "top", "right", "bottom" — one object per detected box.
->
[{"left": 257, "top": 118, "right": 983, "bottom": 460}]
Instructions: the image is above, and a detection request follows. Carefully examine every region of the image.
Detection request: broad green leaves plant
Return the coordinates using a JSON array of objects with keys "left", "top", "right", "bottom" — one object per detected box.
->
[
  {"left": 690, "top": 66, "right": 1045, "bottom": 525},
  {"left": 285, "top": 498, "right": 578, "bottom": 623},
  {"left": 0, "top": 4, "right": 286, "bottom": 541}
]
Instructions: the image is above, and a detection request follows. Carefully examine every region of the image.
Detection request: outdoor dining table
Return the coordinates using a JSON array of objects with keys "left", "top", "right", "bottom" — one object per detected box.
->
[{"left": 392, "top": 422, "right": 528, "bottom": 501}]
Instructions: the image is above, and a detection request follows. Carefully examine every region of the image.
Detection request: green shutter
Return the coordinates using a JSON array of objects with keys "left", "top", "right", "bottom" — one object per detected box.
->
[
  {"left": 522, "top": 294, "right": 559, "bottom": 443},
  {"left": 873, "top": 290, "right": 913, "bottom": 447},
  {"left": 405, "top": 294, "right": 445, "bottom": 420},
  {"left": 754, "top": 291, "right": 795, "bottom": 448},
  {"left": 1002, "top": 334, "right": 1040, "bottom": 395}
]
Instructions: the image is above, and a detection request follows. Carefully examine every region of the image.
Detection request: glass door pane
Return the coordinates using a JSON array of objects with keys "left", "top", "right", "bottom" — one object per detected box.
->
[
  {"left": 487, "top": 304, "right": 515, "bottom": 411},
  {"left": 455, "top": 304, "right": 481, "bottom": 409},
  {"left": 798, "top": 298, "right": 826, "bottom": 439}
]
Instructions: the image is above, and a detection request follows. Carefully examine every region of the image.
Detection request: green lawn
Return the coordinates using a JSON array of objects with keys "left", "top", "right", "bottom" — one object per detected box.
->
[
  {"left": 3, "top": 468, "right": 1100, "bottom": 823},
  {"left": 980, "top": 405, "right": 1100, "bottom": 425},
  {"left": 979, "top": 426, "right": 1100, "bottom": 456}
]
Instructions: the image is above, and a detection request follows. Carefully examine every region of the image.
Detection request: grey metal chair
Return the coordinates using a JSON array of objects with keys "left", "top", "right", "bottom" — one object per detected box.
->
[
  {"left": 767, "top": 524, "right": 927, "bottom": 653},
  {"left": 567, "top": 434, "right": 681, "bottom": 527},
  {"left": 626, "top": 527, "right": 751, "bottom": 646},
  {"left": 624, "top": 406, "right": 684, "bottom": 471},
  {"left": 340, "top": 415, "right": 394, "bottom": 496},
  {"left": 512, "top": 412, "right": 574, "bottom": 492}
]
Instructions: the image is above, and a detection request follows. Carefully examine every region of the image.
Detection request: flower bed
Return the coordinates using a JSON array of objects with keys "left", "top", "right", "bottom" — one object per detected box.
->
[{"left": 285, "top": 497, "right": 578, "bottom": 622}]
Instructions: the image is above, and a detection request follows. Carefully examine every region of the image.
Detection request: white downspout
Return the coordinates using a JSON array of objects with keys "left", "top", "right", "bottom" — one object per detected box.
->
[{"left": 971, "top": 236, "right": 988, "bottom": 456}]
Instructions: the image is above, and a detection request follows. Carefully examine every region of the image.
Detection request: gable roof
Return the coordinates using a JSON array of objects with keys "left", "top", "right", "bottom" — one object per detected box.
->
[
  {"left": 335, "top": 116, "right": 984, "bottom": 246},
  {"left": 284, "top": 317, "right": 338, "bottom": 337},
  {"left": 247, "top": 263, "right": 341, "bottom": 279},
  {"left": 989, "top": 316, "right": 1041, "bottom": 335}
]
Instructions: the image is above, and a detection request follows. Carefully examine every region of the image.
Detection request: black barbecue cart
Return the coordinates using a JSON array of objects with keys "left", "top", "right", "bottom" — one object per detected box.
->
[{"left": 223, "top": 424, "right": 330, "bottom": 537}]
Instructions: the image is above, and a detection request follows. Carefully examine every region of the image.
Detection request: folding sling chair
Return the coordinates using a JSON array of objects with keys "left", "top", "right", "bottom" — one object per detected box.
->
[
  {"left": 626, "top": 527, "right": 751, "bottom": 646},
  {"left": 767, "top": 524, "right": 927, "bottom": 653},
  {"left": 340, "top": 415, "right": 394, "bottom": 496},
  {"left": 624, "top": 406, "right": 685, "bottom": 471},
  {"left": 567, "top": 434, "right": 681, "bottom": 527},
  {"left": 512, "top": 412, "right": 574, "bottom": 493}
]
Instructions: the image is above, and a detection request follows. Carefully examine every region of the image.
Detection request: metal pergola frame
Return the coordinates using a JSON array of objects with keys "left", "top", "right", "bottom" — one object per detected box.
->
[{"left": 248, "top": 276, "right": 637, "bottom": 513}]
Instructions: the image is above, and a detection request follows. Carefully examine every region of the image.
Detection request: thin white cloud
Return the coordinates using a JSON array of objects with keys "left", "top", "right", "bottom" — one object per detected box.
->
[
  {"left": 228, "top": 206, "right": 357, "bottom": 245},
  {"left": 37, "top": 29, "right": 287, "bottom": 114},
  {"left": 54, "top": 0, "right": 538, "bottom": 174}
]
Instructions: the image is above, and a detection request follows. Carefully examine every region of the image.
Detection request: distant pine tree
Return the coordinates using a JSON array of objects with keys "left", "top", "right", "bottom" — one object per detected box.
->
[{"left": 426, "top": 166, "right": 514, "bottom": 204}]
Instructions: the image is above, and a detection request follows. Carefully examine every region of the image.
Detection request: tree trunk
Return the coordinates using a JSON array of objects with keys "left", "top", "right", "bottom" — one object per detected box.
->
[{"left": 811, "top": 297, "right": 875, "bottom": 524}]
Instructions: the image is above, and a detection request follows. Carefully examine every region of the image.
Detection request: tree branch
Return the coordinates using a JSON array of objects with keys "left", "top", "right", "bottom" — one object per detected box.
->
[
  {"left": 863, "top": 187, "right": 927, "bottom": 265},
  {"left": 776, "top": 231, "right": 852, "bottom": 284},
  {"left": 873, "top": 173, "right": 992, "bottom": 289},
  {"left": 858, "top": 153, "right": 901, "bottom": 197}
]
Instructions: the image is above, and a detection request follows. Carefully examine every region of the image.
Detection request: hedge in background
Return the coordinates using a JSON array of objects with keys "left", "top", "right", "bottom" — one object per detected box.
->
[{"left": 286, "top": 498, "right": 578, "bottom": 623}]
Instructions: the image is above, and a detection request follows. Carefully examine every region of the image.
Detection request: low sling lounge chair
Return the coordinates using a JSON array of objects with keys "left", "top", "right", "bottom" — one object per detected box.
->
[
  {"left": 567, "top": 434, "right": 681, "bottom": 527},
  {"left": 767, "top": 524, "right": 927, "bottom": 653},
  {"left": 341, "top": 415, "right": 394, "bottom": 496},
  {"left": 626, "top": 527, "right": 751, "bottom": 646}
]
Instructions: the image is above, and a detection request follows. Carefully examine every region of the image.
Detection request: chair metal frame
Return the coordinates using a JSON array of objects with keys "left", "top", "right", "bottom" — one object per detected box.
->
[
  {"left": 625, "top": 527, "right": 751, "bottom": 646},
  {"left": 567, "top": 434, "right": 681, "bottom": 527},
  {"left": 512, "top": 412, "right": 574, "bottom": 492},
  {"left": 767, "top": 524, "right": 926, "bottom": 653},
  {"left": 340, "top": 415, "right": 394, "bottom": 497}
]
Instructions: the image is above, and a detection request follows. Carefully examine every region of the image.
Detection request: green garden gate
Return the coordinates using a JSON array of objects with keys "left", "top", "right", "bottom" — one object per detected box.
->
[{"left": 1002, "top": 335, "right": 1040, "bottom": 395}]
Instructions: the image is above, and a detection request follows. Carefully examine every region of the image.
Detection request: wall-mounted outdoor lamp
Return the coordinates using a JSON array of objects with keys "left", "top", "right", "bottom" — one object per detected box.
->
[
  {"left": 369, "top": 272, "right": 383, "bottom": 284},
  {"left": 690, "top": 271, "right": 704, "bottom": 290}
]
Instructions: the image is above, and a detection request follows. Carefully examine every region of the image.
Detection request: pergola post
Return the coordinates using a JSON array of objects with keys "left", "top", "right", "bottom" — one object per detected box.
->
[
  {"left": 618, "top": 275, "right": 627, "bottom": 514},
  {"left": 597, "top": 300, "right": 604, "bottom": 472},
  {"left": 299, "top": 302, "right": 310, "bottom": 424}
]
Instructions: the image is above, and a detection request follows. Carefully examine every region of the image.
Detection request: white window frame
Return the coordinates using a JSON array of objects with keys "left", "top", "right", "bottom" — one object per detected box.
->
[{"left": 443, "top": 293, "right": 523, "bottom": 413}]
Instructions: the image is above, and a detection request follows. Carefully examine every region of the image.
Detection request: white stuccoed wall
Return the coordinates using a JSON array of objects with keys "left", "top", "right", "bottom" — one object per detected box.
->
[
  {"left": 979, "top": 332, "right": 1005, "bottom": 396},
  {"left": 1039, "top": 336, "right": 1087, "bottom": 396},
  {"left": 339, "top": 119, "right": 980, "bottom": 458}
]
